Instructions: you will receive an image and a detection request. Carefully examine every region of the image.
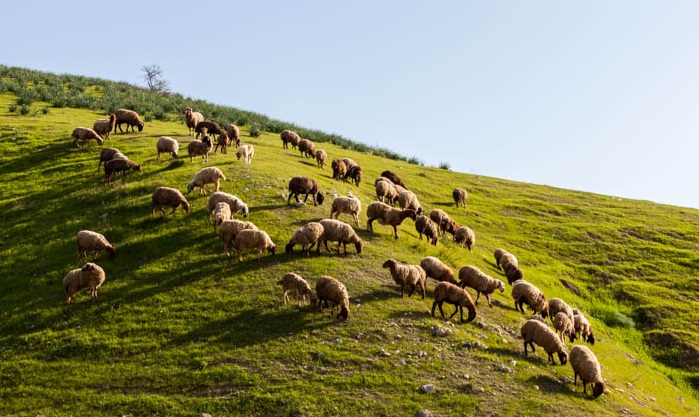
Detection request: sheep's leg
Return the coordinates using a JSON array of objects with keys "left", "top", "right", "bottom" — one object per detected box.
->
[
  {"left": 407, "top": 285, "right": 416, "bottom": 298},
  {"left": 323, "top": 240, "right": 332, "bottom": 253},
  {"left": 367, "top": 218, "right": 374, "bottom": 232},
  {"left": 282, "top": 290, "right": 289, "bottom": 305},
  {"left": 437, "top": 302, "right": 447, "bottom": 318},
  {"left": 523, "top": 342, "right": 529, "bottom": 355},
  {"left": 420, "top": 283, "right": 426, "bottom": 300},
  {"left": 474, "top": 292, "right": 481, "bottom": 305},
  {"left": 303, "top": 193, "right": 310, "bottom": 202},
  {"left": 484, "top": 293, "right": 493, "bottom": 308},
  {"left": 353, "top": 214, "right": 360, "bottom": 227},
  {"left": 448, "top": 305, "right": 460, "bottom": 320},
  {"left": 431, "top": 301, "right": 438, "bottom": 317},
  {"left": 392, "top": 225, "right": 399, "bottom": 239}
]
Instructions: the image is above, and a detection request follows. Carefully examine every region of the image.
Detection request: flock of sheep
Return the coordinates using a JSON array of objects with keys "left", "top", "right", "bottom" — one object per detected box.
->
[{"left": 63, "top": 107, "right": 605, "bottom": 399}]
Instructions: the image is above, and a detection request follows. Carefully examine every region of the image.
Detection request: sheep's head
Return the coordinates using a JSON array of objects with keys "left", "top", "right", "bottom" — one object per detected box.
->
[
  {"left": 587, "top": 332, "right": 596, "bottom": 345},
  {"left": 430, "top": 236, "right": 438, "bottom": 246},
  {"left": 402, "top": 209, "right": 417, "bottom": 221},
  {"left": 137, "top": 122, "right": 144, "bottom": 132},
  {"left": 315, "top": 192, "right": 325, "bottom": 205},
  {"left": 186, "top": 182, "right": 195, "bottom": 193},
  {"left": 497, "top": 280, "right": 505, "bottom": 293},
  {"left": 285, "top": 242, "right": 295, "bottom": 254},
  {"left": 338, "top": 306, "right": 349, "bottom": 320},
  {"left": 268, "top": 244, "right": 276, "bottom": 256},
  {"left": 557, "top": 351, "right": 568, "bottom": 365},
  {"left": 181, "top": 201, "right": 190, "bottom": 213},
  {"left": 592, "top": 381, "right": 605, "bottom": 398},
  {"left": 240, "top": 204, "right": 249, "bottom": 217},
  {"left": 106, "top": 246, "right": 116, "bottom": 260},
  {"left": 354, "top": 241, "right": 364, "bottom": 254},
  {"left": 81, "top": 262, "right": 96, "bottom": 272},
  {"left": 382, "top": 259, "right": 396, "bottom": 269},
  {"left": 184, "top": 107, "right": 192, "bottom": 115}
]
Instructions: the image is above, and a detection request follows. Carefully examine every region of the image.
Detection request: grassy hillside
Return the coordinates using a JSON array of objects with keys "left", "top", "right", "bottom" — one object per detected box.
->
[{"left": 0, "top": 84, "right": 698, "bottom": 417}]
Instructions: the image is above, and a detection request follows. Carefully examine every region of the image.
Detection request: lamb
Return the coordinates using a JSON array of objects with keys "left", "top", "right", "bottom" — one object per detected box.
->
[
  {"left": 453, "top": 187, "right": 468, "bottom": 208},
  {"left": 382, "top": 258, "right": 427, "bottom": 299},
  {"left": 366, "top": 201, "right": 416, "bottom": 239},
  {"left": 71, "top": 127, "right": 104, "bottom": 148},
  {"left": 511, "top": 280, "right": 549, "bottom": 318},
  {"left": 226, "top": 124, "right": 240, "bottom": 147},
  {"left": 92, "top": 113, "right": 116, "bottom": 140},
  {"left": 344, "top": 165, "right": 362, "bottom": 186},
  {"left": 414, "top": 214, "right": 439, "bottom": 246},
  {"left": 569, "top": 345, "right": 605, "bottom": 398},
  {"left": 573, "top": 310, "right": 596, "bottom": 345},
  {"left": 457, "top": 265, "right": 505, "bottom": 308},
  {"left": 188, "top": 135, "right": 213, "bottom": 163},
  {"left": 374, "top": 178, "right": 399, "bottom": 204},
  {"left": 194, "top": 121, "right": 224, "bottom": 139},
  {"left": 234, "top": 229, "right": 276, "bottom": 262},
  {"left": 548, "top": 298, "right": 575, "bottom": 324},
  {"left": 76, "top": 230, "right": 115, "bottom": 260},
  {"left": 380, "top": 170, "right": 407, "bottom": 189},
  {"left": 287, "top": 176, "right": 324, "bottom": 206},
  {"left": 63, "top": 262, "right": 106, "bottom": 304},
  {"left": 280, "top": 129, "right": 301, "bottom": 149},
  {"left": 454, "top": 226, "right": 476, "bottom": 251},
  {"left": 331, "top": 159, "right": 347, "bottom": 180},
  {"left": 187, "top": 166, "right": 226, "bottom": 194},
  {"left": 151, "top": 186, "right": 190, "bottom": 216},
  {"left": 114, "top": 109, "right": 144, "bottom": 133},
  {"left": 156, "top": 136, "right": 179, "bottom": 160},
  {"left": 315, "top": 149, "right": 327, "bottom": 169},
  {"left": 207, "top": 192, "right": 250, "bottom": 218},
  {"left": 396, "top": 190, "right": 422, "bottom": 214},
  {"left": 419, "top": 256, "right": 457, "bottom": 285},
  {"left": 211, "top": 202, "right": 232, "bottom": 232},
  {"left": 552, "top": 312, "right": 576, "bottom": 343},
  {"left": 431, "top": 281, "right": 477, "bottom": 323},
  {"left": 298, "top": 138, "right": 316, "bottom": 158},
  {"left": 97, "top": 147, "right": 123, "bottom": 171},
  {"left": 315, "top": 276, "right": 350, "bottom": 320},
  {"left": 218, "top": 220, "right": 257, "bottom": 256},
  {"left": 317, "top": 219, "right": 364, "bottom": 255},
  {"left": 104, "top": 158, "right": 142, "bottom": 184},
  {"left": 520, "top": 319, "right": 568, "bottom": 365},
  {"left": 213, "top": 132, "right": 229, "bottom": 154},
  {"left": 183, "top": 107, "right": 204, "bottom": 136},
  {"left": 278, "top": 272, "right": 318, "bottom": 306},
  {"left": 285, "top": 222, "right": 324, "bottom": 256},
  {"left": 236, "top": 144, "right": 254, "bottom": 164},
  {"left": 329, "top": 195, "right": 361, "bottom": 226}
]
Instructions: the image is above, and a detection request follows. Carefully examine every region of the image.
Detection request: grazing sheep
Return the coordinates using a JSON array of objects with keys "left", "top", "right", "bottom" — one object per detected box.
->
[
  {"left": 218, "top": 220, "right": 257, "bottom": 256},
  {"left": 458, "top": 265, "right": 505, "bottom": 308},
  {"left": 207, "top": 192, "right": 249, "bottom": 217},
  {"left": 454, "top": 226, "right": 476, "bottom": 251},
  {"left": 429, "top": 209, "right": 449, "bottom": 231},
  {"left": 287, "top": 176, "right": 324, "bottom": 206},
  {"left": 92, "top": 113, "right": 116, "bottom": 140},
  {"left": 63, "top": 262, "right": 106, "bottom": 304},
  {"left": 183, "top": 107, "right": 204, "bottom": 136},
  {"left": 194, "top": 121, "right": 224, "bottom": 139},
  {"left": 236, "top": 144, "right": 254, "bottom": 164},
  {"left": 114, "top": 109, "right": 144, "bottom": 133},
  {"left": 330, "top": 195, "right": 361, "bottom": 226},
  {"left": 552, "top": 312, "right": 576, "bottom": 343},
  {"left": 226, "top": 124, "right": 241, "bottom": 147},
  {"left": 317, "top": 219, "right": 363, "bottom": 255},
  {"left": 374, "top": 177, "right": 400, "bottom": 204},
  {"left": 366, "top": 201, "right": 416, "bottom": 239},
  {"left": 298, "top": 138, "right": 316, "bottom": 158},
  {"left": 415, "top": 214, "right": 439, "bottom": 246},
  {"left": 573, "top": 310, "right": 596, "bottom": 345},
  {"left": 331, "top": 159, "right": 347, "bottom": 180},
  {"left": 503, "top": 263, "right": 524, "bottom": 284},
  {"left": 187, "top": 167, "right": 226, "bottom": 194},
  {"left": 285, "top": 222, "right": 324, "bottom": 256},
  {"left": 211, "top": 202, "right": 232, "bottom": 232},
  {"left": 213, "top": 132, "right": 229, "bottom": 154},
  {"left": 151, "top": 186, "right": 190, "bottom": 216},
  {"left": 188, "top": 135, "right": 213, "bottom": 163},
  {"left": 97, "top": 147, "right": 122, "bottom": 171},
  {"left": 278, "top": 273, "right": 318, "bottom": 306},
  {"left": 281, "top": 129, "right": 301, "bottom": 149},
  {"left": 342, "top": 158, "right": 357, "bottom": 169},
  {"left": 419, "top": 256, "right": 458, "bottom": 285},
  {"left": 440, "top": 218, "right": 460, "bottom": 239},
  {"left": 156, "top": 136, "right": 179, "bottom": 160},
  {"left": 548, "top": 298, "right": 575, "bottom": 324},
  {"left": 315, "top": 149, "right": 327, "bottom": 169},
  {"left": 71, "top": 127, "right": 104, "bottom": 148},
  {"left": 396, "top": 190, "right": 422, "bottom": 214},
  {"left": 511, "top": 280, "right": 549, "bottom": 318},
  {"left": 76, "top": 230, "right": 115, "bottom": 260},
  {"left": 235, "top": 229, "right": 276, "bottom": 262},
  {"left": 315, "top": 276, "right": 350, "bottom": 320},
  {"left": 494, "top": 249, "right": 518, "bottom": 270},
  {"left": 344, "top": 165, "right": 362, "bottom": 186},
  {"left": 380, "top": 170, "right": 407, "bottom": 189},
  {"left": 104, "top": 158, "right": 142, "bottom": 184},
  {"left": 382, "top": 258, "right": 427, "bottom": 299},
  {"left": 431, "top": 281, "right": 477, "bottom": 323},
  {"left": 453, "top": 187, "right": 468, "bottom": 208},
  {"left": 570, "top": 345, "right": 605, "bottom": 398},
  {"left": 520, "top": 319, "right": 568, "bottom": 365}
]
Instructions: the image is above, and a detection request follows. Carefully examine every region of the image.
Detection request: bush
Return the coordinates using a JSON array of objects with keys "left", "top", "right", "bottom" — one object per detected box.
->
[
  {"left": 249, "top": 123, "right": 262, "bottom": 138},
  {"left": 8, "top": 104, "right": 17, "bottom": 113},
  {"left": 439, "top": 161, "right": 451, "bottom": 170},
  {"left": 19, "top": 105, "right": 31, "bottom": 116},
  {"left": 41, "top": 106, "right": 49, "bottom": 115},
  {"left": 605, "top": 311, "right": 635, "bottom": 328}
]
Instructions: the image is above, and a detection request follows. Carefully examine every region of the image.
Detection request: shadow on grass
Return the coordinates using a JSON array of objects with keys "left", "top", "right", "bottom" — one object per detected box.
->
[{"left": 525, "top": 375, "right": 576, "bottom": 396}]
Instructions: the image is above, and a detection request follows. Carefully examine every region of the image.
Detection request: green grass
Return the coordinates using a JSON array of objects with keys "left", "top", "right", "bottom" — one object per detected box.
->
[{"left": 1, "top": 87, "right": 699, "bottom": 417}]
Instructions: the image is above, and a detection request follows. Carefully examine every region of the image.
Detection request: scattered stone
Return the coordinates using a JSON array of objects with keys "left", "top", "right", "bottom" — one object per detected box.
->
[
  {"left": 415, "top": 410, "right": 433, "bottom": 417},
  {"left": 398, "top": 359, "right": 407, "bottom": 365},
  {"left": 508, "top": 360, "right": 517, "bottom": 367},
  {"left": 626, "top": 382, "right": 633, "bottom": 388},
  {"left": 497, "top": 364, "right": 513, "bottom": 374},
  {"left": 475, "top": 321, "right": 488, "bottom": 329},
  {"left": 649, "top": 397, "right": 656, "bottom": 402},
  {"left": 380, "top": 348, "right": 391, "bottom": 357},
  {"left": 331, "top": 338, "right": 341, "bottom": 345},
  {"left": 420, "top": 384, "right": 435, "bottom": 394},
  {"left": 462, "top": 340, "right": 488, "bottom": 350},
  {"left": 416, "top": 351, "right": 427, "bottom": 358},
  {"left": 534, "top": 385, "right": 540, "bottom": 390},
  {"left": 431, "top": 326, "right": 452, "bottom": 338},
  {"left": 199, "top": 414, "right": 212, "bottom": 417}
]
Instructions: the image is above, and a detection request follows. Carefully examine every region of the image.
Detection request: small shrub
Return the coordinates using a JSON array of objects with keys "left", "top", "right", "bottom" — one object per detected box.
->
[
  {"left": 439, "top": 161, "right": 451, "bottom": 170},
  {"left": 41, "top": 106, "right": 49, "bottom": 115},
  {"left": 249, "top": 123, "right": 262, "bottom": 138},
  {"left": 407, "top": 156, "right": 423, "bottom": 166},
  {"left": 605, "top": 311, "right": 635, "bottom": 328},
  {"left": 19, "top": 105, "right": 31, "bottom": 116},
  {"left": 8, "top": 103, "right": 17, "bottom": 113}
]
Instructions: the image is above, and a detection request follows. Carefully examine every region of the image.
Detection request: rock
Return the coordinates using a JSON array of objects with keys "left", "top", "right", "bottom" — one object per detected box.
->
[
  {"left": 508, "top": 360, "right": 517, "bottom": 367},
  {"left": 380, "top": 348, "right": 391, "bottom": 357},
  {"left": 415, "top": 410, "right": 433, "bottom": 417},
  {"left": 199, "top": 414, "right": 212, "bottom": 417},
  {"left": 431, "top": 326, "right": 452, "bottom": 337},
  {"left": 420, "top": 384, "right": 435, "bottom": 394},
  {"left": 497, "top": 364, "right": 513, "bottom": 374},
  {"left": 560, "top": 278, "right": 581, "bottom": 296},
  {"left": 462, "top": 340, "right": 488, "bottom": 350},
  {"left": 331, "top": 338, "right": 341, "bottom": 345}
]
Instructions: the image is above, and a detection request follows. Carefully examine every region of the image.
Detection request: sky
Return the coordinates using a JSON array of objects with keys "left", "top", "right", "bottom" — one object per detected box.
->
[{"left": 2, "top": 1, "right": 698, "bottom": 209}]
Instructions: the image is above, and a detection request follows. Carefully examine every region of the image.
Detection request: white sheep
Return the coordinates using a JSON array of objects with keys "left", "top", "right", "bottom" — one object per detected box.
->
[
  {"left": 315, "top": 149, "right": 327, "bottom": 169},
  {"left": 419, "top": 256, "right": 458, "bottom": 285},
  {"left": 235, "top": 229, "right": 276, "bottom": 262},
  {"left": 187, "top": 167, "right": 226, "bottom": 195},
  {"left": 548, "top": 298, "right": 574, "bottom": 324},
  {"left": 382, "top": 258, "right": 427, "bottom": 299},
  {"left": 218, "top": 220, "right": 258, "bottom": 256},
  {"left": 207, "top": 192, "right": 249, "bottom": 218},
  {"left": 414, "top": 214, "right": 439, "bottom": 246},
  {"left": 278, "top": 272, "right": 318, "bottom": 307},
  {"left": 452, "top": 187, "right": 468, "bottom": 208},
  {"left": 431, "top": 281, "right": 477, "bottom": 323},
  {"left": 71, "top": 127, "right": 104, "bottom": 148},
  {"left": 317, "top": 219, "right": 364, "bottom": 255},
  {"left": 512, "top": 280, "right": 549, "bottom": 318},
  {"left": 76, "top": 230, "right": 115, "bottom": 260},
  {"left": 151, "top": 187, "right": 190, "bottom": 216},
  {"left": 396, "top": 190, "right": 422, "bottom": 214},
  {"left": 366, "top": 201, "right": 417, "bottom": 239},
  {"left": 315, "top": 276, "right": 350, "bottom": 320},
  {"left": 63, "top": 262, "right": 106, "bottom": 304},
  {"left": 236, "top": 144, "right": 254, "bottom": 164},
  {"left": 329, "top": 195, "right": 361, "bottom": 226},
  {"left": 211, "top": 202, "right": 232, "bottom": 232},
  {"left": 569, "top": 345, "right": 605, "bottom": 398},
  {"left": 156, "top": 136, "right": 179, "bottom": 160},
  {"left": 454, "top": 226, "right": 476, "bottom": 251},
  {"left": 457, "top": 265, "right": 505, "bottom": 308},
  {"left": 520, "top": 319, "right": 568, "bottom": 365},
  {"left": 92, "top": 114, "right": 116, "bottom": 141},
  {"left": 552, "top": 312, "right": 576, "bottom": 343},
  {"left": 374, "top": 178, "right": 399, "bottom": 204},
  {"left": 573, "top": 310, "right": 596, "bottom": 345},
  {"left": 285, "top": 222, "right": 324, "bottom": 256}
]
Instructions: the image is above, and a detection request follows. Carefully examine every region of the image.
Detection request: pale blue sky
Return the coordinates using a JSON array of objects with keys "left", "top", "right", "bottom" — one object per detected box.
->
[{"left": 3, "top": 1, "right": 698, "bottom": 208}]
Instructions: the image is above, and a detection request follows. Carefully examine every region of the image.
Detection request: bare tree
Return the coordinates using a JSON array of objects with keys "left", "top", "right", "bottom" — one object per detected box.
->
[{"left": 141, "top": 64, "right": 170, "bottom": 94}]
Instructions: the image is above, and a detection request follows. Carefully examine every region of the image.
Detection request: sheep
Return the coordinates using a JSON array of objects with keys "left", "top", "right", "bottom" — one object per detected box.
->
[
  {"left": 63, "top": 262, "right": 106, "bottom": 304},
  {"left": 226, "top": 124, "right": 240, "bottom": 147},
  {"left": 218, "top": 220, "right": 257, "bottom": 256},
  {"left": 342, "top": 158, "right": 357, "bottom": 169},
  {"left": 114, "top": 109, "right": 144, "bottom": 133},
  {"left": 381, "top": 170, "right": 407, "bottom": 189},
  {"left": 440, "top": 217, "right": 460, "bottom": 239},
  {"left": 503, "top": 263, "right": 524, "bottom": 284},
  {"left": 414, "top": 214, "right": 439, "bottom": 246},
  {"left": 287, "top": 176, "right": 324, "bottom": 206},
  {"left": 331, "top": 159, "right": 347, "bottom": 180},
  {"left": 431, "top": 281, "right": 477, "bottom": 323},
  {"left": 374, "top": 178, "right": 399, "bottom": 204},
  {"left": 278, "top": 272, "right": 318, "bottom": 307},
  {"left": 317, "top": 219, "right": 364, "bottom": 255},
  {"left": 92, "top": 114, "right": 116, "bottom": 140},
  {"left": 213, "top": 132, "right": 229, "bottom": 154},
  {"left": 429, "top": 209, "right": 449, "bottom": 231},
  {"left": 396, "top": 190, "right": 422, "bottom": 214},
  {"left": 452, "top": 226, "right": 476, "bottom": 252},
  {"left": 298, "top": 138, "right": 316, "bottom": 158},
  {"left": 419, "top": 256, "right": 458, "bottom": 285},
  {"left": 151, "top": 187, "right": 190, "bottom": 216},
  {"left": 548, "top": 298, "right": 575, "bottom": 324},
  {"left": 188, "top": 135, "right": 213, "bottom": 163},
  {"left": 207, "top": 192, "right": 249, "bottom": 217},
  {"left": 573, "top": 310, "right": 596, "bottom": 345},
  {"left": 104, "top": 158, "right": 142, "bottom": 184},
  {"left": 194, "top": 121, "right": 224, "bottom": 139},
  {"left": 457, "top": 265, "right": 505, "bottom": 308},
  {"left": 366, "top": 201, "right": 416, "bottom": 239},
  {"left": 97, "top": 147, "right": 123, "bottom": 171},
  {"left": 382, "top": 258, "right": 427, "bottom": 299},
  {"left": 315, "top": 149, "right": 327, "bottom": 169},
  {"left": 236, "top": 144, "right": 254, "bottom": 164},
  {"left": 234, "top": 229, "right": 276, "bottom": 262},
  {"left": 285, "top": 222, "right": 324, "bottom": 256},
  {"left": 494, "top": 249, "right": 518, "bottom": 270},
  {"left": 344, "top": 165, "right": 362, "bottom": 186},
  {"left": 76, "top": 230, "right": 115, "bottom": 260},
  {"left": 511, "top": 280, "right": 549, "bottom": 318},
  {"left": 329, "top": 195, "right": 361, "bottom": 226},
  {"left": 281, "top": 129, "right": 301, "bottom": 149},
  {"left": 71, "top": 127, "right": 104, "bottom": 148},
  {"left": 183, "top": 107, "right": 204, "bottom": 136},
  {"left": 570, "top": 345, "right": 605, "bottom": 398},
  {"left": 156, "top": 136, "right": 179, "bottom": 160},
  {"left": 187, "top": 166, "right": 226, "bottom": 194},
  {"left": 520, "top": 319, "right": 568, "bottom": 365},
  {"left": 211, "top": 202, "right": 232, "bottom": 232},
  {"left": 453, "top": 187, "right": 468, "bottom": 208},
  {"left": 552, "top": 312, "right": 576, "bottom": 343},
  {"left": 315, "top": 276, "right": 350, "bottom": 320}
]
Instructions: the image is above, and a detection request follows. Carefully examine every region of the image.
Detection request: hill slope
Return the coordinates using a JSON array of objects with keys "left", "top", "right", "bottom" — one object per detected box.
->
[{"left": 0, "top": 81, "right": 698, "bottom": 416}]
